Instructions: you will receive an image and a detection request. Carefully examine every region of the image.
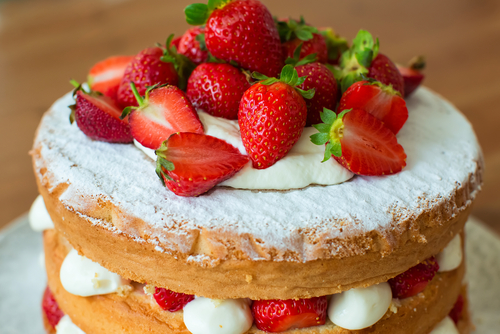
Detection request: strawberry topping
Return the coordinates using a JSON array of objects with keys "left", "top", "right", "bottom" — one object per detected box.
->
[
  {"left": 88, "top": 55, "right": 134, "bottom": 100},
  {"left": 178, "top": 27, "right": 209, "bottom": 65},
  {"left": 153, "top": 287, "right": 195, "bottom": 312},
  {"left": 388, "top": 257, "right": 440, "bottom": 299},
  {"left": 42, "top": 287, "right": 64, "bottom": 329},
  {"left": 397, "top": 56, "right": 426, "bottom": 98}
]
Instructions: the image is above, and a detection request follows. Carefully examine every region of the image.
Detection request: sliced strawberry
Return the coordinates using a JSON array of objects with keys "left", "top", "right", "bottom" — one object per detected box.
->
[
  {"left": 42, "top": 287, "right": 64, "bottom": 329},
  {"left": 70, "top": 82, "right": 133, "bottom": 143},
  {"left": 397, "top": 56, "right": 426, "bottom": 98},
  {"left": 155, "top": 133, "right": 249, "bottom": 197},
  {"left": 88, "top": 55, "right": 134, "bottom": 100},
  {"left": 252, "top": 297, "right": 328, "bottom": 332},
  {"left": 388, "top": 257, "right": 440, "bottom": 299},
  {"left": 449, "top": 294, "right": 464, "bottom": 324},
  {"left": 310, "top": 108, "right": 406, "bottom": 175},
  {"left": 153, "top": 287, "right": 194, "bottom": 312},
  {"left": 339, "top": 80, "right": 408, "bottom": 134}
]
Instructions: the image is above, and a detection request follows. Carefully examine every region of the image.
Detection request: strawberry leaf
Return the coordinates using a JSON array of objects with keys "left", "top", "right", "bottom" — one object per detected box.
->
[
  {"left": 279, "top": 64, "right": 298, "bottom": 85},
  {"left": 355, "top": 49, "right": 374, "bottom": 68},
  {"left": 185, "top": 4, "right": 210, "bottom": 25},
  {"left": 195, "top": 33, "right": 207, "bottom": 51},
  {"left": 207, "top": 0, "right": 229, "bottom": 10},
  {"left": 296, "top": 87, "right": 315, "bottom": 99},
  {"left": 328, "top": 141, "right": 342, "bottom": 158},
  {"left": 310, "top": 132, "right": 329, "bottom": 145},
  {"left": 320, "top": 107, "right": 337, "bottom": 124}
]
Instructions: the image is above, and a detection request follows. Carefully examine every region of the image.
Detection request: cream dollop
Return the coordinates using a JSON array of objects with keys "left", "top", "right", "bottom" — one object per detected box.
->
[
  {"left": 134, "top": 111, "right": 353, "bottom": 190},
  {"left": 29, "top": 195, "right": 54, "bottom": 231},
  {"left": 60, "top": 249, "right": 124, "bottom": 297},
  {"left": 328, "top": 282, "right": 392, "bottom": 330},
  {"left": 437, "top": 234, "right": 462, "bottom": 272},
  {"left": 429, "top": 316, "right": 459, "bottom": 334},
  {"left": 56, "top": 315, "right": 86, "bottom": 334},
  {"left": 183, "top": 297, "right": 253, "bottom": 334}
]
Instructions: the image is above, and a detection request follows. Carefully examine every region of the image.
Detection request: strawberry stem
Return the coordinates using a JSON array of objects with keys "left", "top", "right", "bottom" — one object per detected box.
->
[
  {"left": 130, "top": 82, "right": 144, "bottom": 106},
  {"left": 310, "top": 108, "right": 351, "bottom": 161},
  {"left": 69, "top": 79, "right": 80, "bottom": 88}
]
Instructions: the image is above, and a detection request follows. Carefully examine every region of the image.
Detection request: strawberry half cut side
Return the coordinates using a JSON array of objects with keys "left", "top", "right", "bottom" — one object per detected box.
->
[
  {"left": 155, "top": 132, "right": 249, "bottom": 197},
  {"left": 339, "top": 80, "right": 408, "bottom": 134},
  {"left": 310, "top": 108, "right": 406, "bottom": 176},
  {"left": 388, "top": 257, "right": 440, "bottom": 299},
  {"left": 42, "top": 286, "right": 64, "bottom": 329},
  {"left": 121, "top": 83, "right": 203, "bottom": 150},
  {"left": 88, "top": 55, "right": 134, "bottom": 100},
  {"left": 252, "top": 297, "right": 328, "bottom": 332},
  {"left": 153, "top": 287, "right": 194, "bottom": 312}
]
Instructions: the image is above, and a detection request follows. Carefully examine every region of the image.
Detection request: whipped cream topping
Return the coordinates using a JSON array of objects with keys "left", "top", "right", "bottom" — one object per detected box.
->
[
  {"left": 134, "top": 110, "right": 354, "bottom": 190},
  {"left": 183, "top": 297, "right": 253, "bottom": 334},
  {"left": 56, "top": 315, "right": 86, "bottom": 334},
  {"left": 29, "top": 195, "right": 54, "bottom": 231},
  {"left": 429, "top": 316, "right": 459, "bottom": 334},
  {"left": 437, "top": 234, "right": 462, "bottom": 272},
  {"left": 327, "top": 282, "right": 392, "bottom": 330},
  {"left": 60, "top": 249, "right": 124, "bottom": 297}
]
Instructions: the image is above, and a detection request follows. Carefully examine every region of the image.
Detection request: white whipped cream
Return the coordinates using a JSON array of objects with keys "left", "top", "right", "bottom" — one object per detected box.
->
[
  {"left": 56, "top": 315, "right": 86, "bottom": 334},
  {"left": 134, "top": 110, "right": 354, "bottom": 190},
  {"left": 429, "top": 316, "right": 459, "bottom": 334},
  {"left": 437, "top": 234, "right": 462, "bottom": 272},
  {"left": 328, "top": 282, "right": 392, "bottom": 330},
  {"left": 60, "top": 249, "right": 123, "bottom": 297},
  {"left": 183, "top": 297, "right": 253, "bottom": 334},
  {"left": 29, "top": 195, "right": 54, "bottom": 231}
]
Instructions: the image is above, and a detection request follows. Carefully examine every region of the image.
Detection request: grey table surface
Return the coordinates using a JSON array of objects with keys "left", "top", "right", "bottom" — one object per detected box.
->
[{"left": 0, "top": 215, "right": 499, "bottom": 334}]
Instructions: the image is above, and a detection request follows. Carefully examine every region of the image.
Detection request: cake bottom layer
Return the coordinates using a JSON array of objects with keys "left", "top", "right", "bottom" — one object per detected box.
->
[{"left": 43, "top": 229, "right": 471, "bottom": 334}]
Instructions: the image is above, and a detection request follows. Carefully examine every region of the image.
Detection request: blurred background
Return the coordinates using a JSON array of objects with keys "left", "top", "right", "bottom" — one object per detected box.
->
[{"left": 0, "top": 0, "right": 499, "bottom": 231}]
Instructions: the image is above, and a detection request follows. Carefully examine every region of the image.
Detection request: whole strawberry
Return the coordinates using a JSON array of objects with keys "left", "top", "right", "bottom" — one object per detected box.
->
[
  {"left": 153, "top": 287, "right": 194, "bottom": 312},
  {"left": 178, "top": 27, "right": 209, "bottom": 65},
  {"left": 186, "top": 63, "right": 250, "bottom": 120},
  {"left": 277, "top": 17, "right": 327, "bottom": 63},
  {"left": 339, "top": 30, "right": 404, "bottom": 95},
  {"left": 116, "top": 47, "right": 179, "bottom": 109},
  {"left": 185, "top": 0, "right": 283, "bottom": 77},
  {"left": 388, "top": 257, "right": 439, "bottom": 299},
  {"left": 239, "top": 65, "right": 314, "bottom": 169},
  {"left": 252, "top": 297, "right": 328, "bottom": 332}
]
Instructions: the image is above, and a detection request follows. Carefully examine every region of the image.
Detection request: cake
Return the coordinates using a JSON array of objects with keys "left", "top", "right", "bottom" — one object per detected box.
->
[{"left": 29, "top": 1, "right": 483, "bottom": 333}]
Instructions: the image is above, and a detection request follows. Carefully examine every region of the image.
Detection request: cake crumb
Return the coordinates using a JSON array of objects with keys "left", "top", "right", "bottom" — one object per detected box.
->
[
  {"left": 116, "top": 285, "right": 133, "bottom": 297},
  {"left": 245, "top": 275, "right": 253, "bottom": 283},
  {"left": 389, "top": 299, "right": 401, "bottom": 314},
  {"left": 143, "top": 284, "right": 156, "bottom": 296}
]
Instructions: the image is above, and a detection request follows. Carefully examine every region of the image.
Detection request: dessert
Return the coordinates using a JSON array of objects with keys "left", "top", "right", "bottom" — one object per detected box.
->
[{"left": 29, "top": 1, "right": 482, "bottom": 333}]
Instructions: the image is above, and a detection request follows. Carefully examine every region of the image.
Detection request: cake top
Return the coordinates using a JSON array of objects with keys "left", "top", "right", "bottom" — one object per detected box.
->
[{"left": 33, "top": 87, "right": 482, "bottom": 262}]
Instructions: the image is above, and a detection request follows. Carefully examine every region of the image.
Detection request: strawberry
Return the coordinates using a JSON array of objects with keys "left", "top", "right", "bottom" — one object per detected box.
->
[
  {"left": 185, "top": 0, "right": 283, "bottom": 77},
  {"left": 121, "top": 83, "right": 204, "bottom": 150},
  {"left": 339, "top": 80, "right": 408, "bottom": 134},
  {"left": 186, "top": 63, "right": 250, "bottom": 120},
  {"left": 88, "top": 55, "right": 134, "bottom": 100},
  {"left": 449, "top": 294, "right": 464, "bottom": 324},
  {"left": 178, "top": 27, "right": 209, "bottom": 65},
  {"left": 319, "top": 27, "right": 349, "bottom": 65},
  {"left": 42, "top": 287, "right": 64, "bottom": 329},
  {"left": 69, "top": 81, "right": 133, "bottom": 143},
  {"left": 252, "top": 297, "right": 328, "bottom": 332},
  {"left": 397, "top": 56, "right": 426, "bottom": 98},
  {"left": 155, "top": 133, "right": 249, "bottom": 197},
  {"left": 310, "top": 108, "right": 406, "bottom": 175},
  {"left": 339, "top": 30, "right": 404, "bottom": 95},
  {"left": 277, "top": 17, "right": 327, "bottom": 63},
  {"left": 153, "top": 287, "right": 194, "bottom": 312},
  {"left": 388, "top": 257, "right": 439, "bottom": 299},
  {"left": 172, "top": 36, "right": 181, "bottom": 49},
  {"left": 239, "top": 65, "right": 314, "bottom": 169}
]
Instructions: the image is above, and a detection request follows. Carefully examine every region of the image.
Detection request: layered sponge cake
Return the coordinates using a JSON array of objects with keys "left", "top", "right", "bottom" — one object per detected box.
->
[{"left": 29, "top": 1, "right": 482, "bottom": 333}]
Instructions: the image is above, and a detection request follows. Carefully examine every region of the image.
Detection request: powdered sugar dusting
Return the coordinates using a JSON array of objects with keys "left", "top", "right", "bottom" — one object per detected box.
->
[{"left": 33, "top": 88, "right": 482, "bottom": 262}]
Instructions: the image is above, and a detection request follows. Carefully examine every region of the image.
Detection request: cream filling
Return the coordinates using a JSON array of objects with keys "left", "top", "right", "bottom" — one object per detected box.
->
[
  {"left": 56, "top": 315, "right": 86, "bottom": 334},
  {"left": 29, "top": 195, "right": 54, "bottom": 231},
  {"left": 429, "top": 316, "right": 459, "bottom": 334},
  {"left": 437, "top": 234, "right": 463, "bottom": 272}
]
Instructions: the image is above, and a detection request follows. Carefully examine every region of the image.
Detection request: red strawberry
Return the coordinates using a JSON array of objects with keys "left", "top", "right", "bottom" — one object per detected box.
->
[
  {"left": 88, "top": 55, "right": 134, "bottom": 100},
  {"left": 172, "top": 36, "right": 181, "bottom": 49},
  {"left": 42, "top": 287, "right": 64, "bottom": 329},
  {"left": 282, "top": 33, "right": 328, "bottom": 64},
  {"left": 388, "top": 257, "right": 439, "bottom": 299},
  {"left": 339, "top": 30, "right": 404, "bottom": 95},
  {"left": 185, "top": 0, "right": 283, "bottom": 77},
  {"left": 252, "top": 297, "right": 328, "bottom": 332},
  {"left": 186, "top": 63, "right": 250, "bottom": 120},
  {"left": 178, "top": 27, "right": 209, "bottom": 65},
  {"left": 239, "top": 65, "right": 313, "bottom": 169},
  {"left": 155, "top": 133, "right": 249, "bottom": 197},
  {"left": 69, "top": 81, "right": 133, "bottom": 143},
  {"left": 116, "top": 47, "right": 179, "bottom": 109},
  {"left": 449, "top": 294, "right": 464, "bottom": 324},
  {"left": 319, "top": 27, "right": 349, "bottom": 66},
  {"left": 153, "top": 287, "right": 194, "bottom": 312},
  {"left": 339, "top": 80, "right": 408, "bottom": 134},
  {"left": 397, "top": 56, "right": 426, "bottom": 98},
  {"left": 311, "top": 108, "right": 406, "bottom": 175},
  {"left": 121, "top": 84, "right": 204, "bottom": 150}
]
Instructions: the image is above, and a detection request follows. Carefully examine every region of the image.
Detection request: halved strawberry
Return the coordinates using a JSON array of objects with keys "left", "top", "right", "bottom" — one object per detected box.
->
[
  {"left": 388, "top": 257, "right": 440, "bottom": 299},
  {"left": 339, "top": 80, "right": 408, "bottom": 134},
  {"left": 155, "top": 133, "right": 249, "bottom": 197},
  {"left": 121, "top": 83, "right": 204, "bottom": 150},
  {"left": 69, "top": 81, "right": 133, "bottom": 143},
  {"left": 252, "top": 297, "right": 328, "bottom": 332},
  {"left": 153, "top": 287, "right": 194, "bottom": 312},
  {"left": 88, "top": 55, "right": 134, "bottom": 100},
  {"left": 449, "top": 294, "right": 464, "bottom": 324},
  {"left": 42, "top": 287, "right": 64, "bottom": 329},
  {"left": 310, "top": 108, "right": 406, "bottom": 175},
  {"left": 397, "top": 56, "right": 426, "bottom": 98}
]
